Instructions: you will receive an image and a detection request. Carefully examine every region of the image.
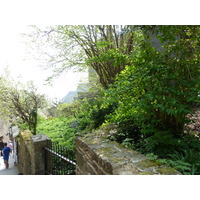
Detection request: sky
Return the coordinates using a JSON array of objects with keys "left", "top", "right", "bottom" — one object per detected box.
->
[
  {"left": 0, "top": 25, "right": 87, "bottom": 101},
  {"left": 0, "top": 3, "right": 196, "bottom": 101}
]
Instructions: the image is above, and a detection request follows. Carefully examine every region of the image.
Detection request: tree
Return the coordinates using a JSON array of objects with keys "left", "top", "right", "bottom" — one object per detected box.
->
[
  {"left": 104, "top": 25, "right": 200, "bottom": 137},
  {"left": 0, "top": 77, "right": 47, "bottom": 135},
  {"left": 28, "top": 25, "right": 138, "bottom": 88}
]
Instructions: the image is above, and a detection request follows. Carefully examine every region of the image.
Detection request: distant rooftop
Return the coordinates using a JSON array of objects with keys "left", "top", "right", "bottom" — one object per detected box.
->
[{"left": 61, "top": 91, "right": 77, "bottom": 103}]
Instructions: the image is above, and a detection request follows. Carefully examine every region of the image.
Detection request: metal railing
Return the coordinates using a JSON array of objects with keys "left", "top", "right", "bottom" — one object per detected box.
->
[{"left": 44, "top": 142, "right": 76, "bottom": 175}]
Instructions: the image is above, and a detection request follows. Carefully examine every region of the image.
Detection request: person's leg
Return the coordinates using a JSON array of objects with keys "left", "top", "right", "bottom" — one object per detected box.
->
[{"left": 4, "top": 159, "right": 9, "bottom": 168}]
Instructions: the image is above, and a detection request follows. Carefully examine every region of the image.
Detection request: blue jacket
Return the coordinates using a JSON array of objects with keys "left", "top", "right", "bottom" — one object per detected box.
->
[{"left": 3, "top": 147, "right": 10, "bottom": 160}]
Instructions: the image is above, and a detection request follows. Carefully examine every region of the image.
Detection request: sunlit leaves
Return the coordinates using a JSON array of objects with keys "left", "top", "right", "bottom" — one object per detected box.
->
[
  {"left": 0, "top": 76, "right": 47, "bottom": 134},
  {"left": 103, "top": 25, "right": 200, "bottom": 136},
  {"left": 37, "top": 117, "right": 77, "bottom": 150}
]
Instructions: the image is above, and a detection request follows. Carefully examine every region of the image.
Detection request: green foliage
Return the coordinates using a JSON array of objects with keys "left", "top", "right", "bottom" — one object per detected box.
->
[
  {"left": 139, "top": 132, "right": 184, "bottom": 156},
  {"left": 18, "top": 121, "right": 29, "bottom": 131},
  {"left": 77, "top": 87, "right": 115, "bottom": 131},
  {"left": 57, "top": 102, "right": 81, "bottom": 118},
  {"left": 25, "top": 26, "right": 200, "bottom": 175},
  {"left": 121, "top": 138, "right": 136, "bottom": 149},
  {"left": 30, "top": 25, "right": 138, "bottom": 88},
  {"left": 146, "top": 153, "right": 158, "bottom": 160},
  {"left": 37, "top": 117, "right": 79, "bottom": 150},
  {"left": 98, "top": 26, "right": 200, "bottom": 175},
  {"left": 103, "top": 25, "right": 200, "bottom": 137},
  {"left": 106, "top": 119, "right": 142, "bottom": 144},
  {"left": 36, "top": 83, "right": 115, "bottom": 152},
  {"left": 140, "top": 134, "right": 200, "bottom": 175},
  {"left": 0, "top": 75, "right": 47, "bottom": 134},
  {"left": 157, "top": 158, "right": 194, "bottom": 174}
]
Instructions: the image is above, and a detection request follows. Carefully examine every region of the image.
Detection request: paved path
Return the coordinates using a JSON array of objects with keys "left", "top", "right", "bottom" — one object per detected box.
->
[{"left": 0, "top": 154, "right": 19, "bottom": 175}]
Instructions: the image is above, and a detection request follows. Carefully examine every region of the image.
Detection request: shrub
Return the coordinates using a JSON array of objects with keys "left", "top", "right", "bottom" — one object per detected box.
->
[
  {"left": 142, "top": 134, "right": 200, "bottom": 175},
  {"left": 37, "top": 117, "right": 78, "bottom": 151},
  {"left": 103, "top": 26, "right": 200, "bottom": 139}
]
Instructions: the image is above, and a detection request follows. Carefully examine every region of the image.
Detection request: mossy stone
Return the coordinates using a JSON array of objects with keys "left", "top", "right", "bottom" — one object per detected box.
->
[
  {"left": 140, "top": 172, "right": 155, "bottom": 175},
  {"left": 157, "top": 167, "right": 179, "bottom": 175},
  {"left": 136, "top": 159, "right": 160, "bottom": 168}
]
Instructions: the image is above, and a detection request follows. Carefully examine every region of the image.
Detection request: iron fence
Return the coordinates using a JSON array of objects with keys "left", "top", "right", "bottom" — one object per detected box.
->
[{"left": 44, "top": 141, "right": 76, "bottom": 175}]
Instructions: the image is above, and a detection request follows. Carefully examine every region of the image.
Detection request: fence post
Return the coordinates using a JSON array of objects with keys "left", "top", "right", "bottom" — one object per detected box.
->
[{"left": 31, "top": 134, "right": 51, "bottom": 175}]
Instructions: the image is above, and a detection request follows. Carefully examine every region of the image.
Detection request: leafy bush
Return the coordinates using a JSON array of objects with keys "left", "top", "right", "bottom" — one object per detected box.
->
[
  {"left": 18, "top": 121, "right": 29, "bottom": 131},
  {"left": 102, "top": 26, "right": 200, "bottom": 140},
  {"left": 76, "top": 87, "right": 116, "bottom": 131},
  {"left": 37, "top": 117, "right": 79, "bottom": 150},
  {"left": 106, "top": 119, "right": 142, "bottom": 144},
  {"left": 142, "top": 134, "right": 200, "bottom": 175}
]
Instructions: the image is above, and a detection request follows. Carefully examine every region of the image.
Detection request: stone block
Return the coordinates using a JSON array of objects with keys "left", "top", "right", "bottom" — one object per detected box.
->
[
  {"left": 86, "top": 162, "right": 97, "bottom": 175},
  {"left": 98, "top": 167, "right": 107, "bottom": 175},
  {"left": 91, "top": 160, "right": 99, "bottom": 172}
]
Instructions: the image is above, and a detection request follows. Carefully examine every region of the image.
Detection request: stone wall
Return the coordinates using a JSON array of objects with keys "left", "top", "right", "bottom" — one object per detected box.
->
[
  {"left": 17, "top": 131, "right": 51, "bottom": 175},
  {"left": 75, "top": 134, "right": 181, "bottom": 175},
  {"left": 17, "top": 131, "right": 32, "bottom": 174}
]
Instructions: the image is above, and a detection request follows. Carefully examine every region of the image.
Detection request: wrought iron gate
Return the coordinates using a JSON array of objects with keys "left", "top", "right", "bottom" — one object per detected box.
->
[{"left": 44, "top": 142, "right": 76, "bottom": 175}]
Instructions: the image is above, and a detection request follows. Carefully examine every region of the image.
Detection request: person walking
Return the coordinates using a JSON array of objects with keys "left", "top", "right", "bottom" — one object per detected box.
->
[{"left": 2, "top": 143, "right": 11, "bottom": 169}]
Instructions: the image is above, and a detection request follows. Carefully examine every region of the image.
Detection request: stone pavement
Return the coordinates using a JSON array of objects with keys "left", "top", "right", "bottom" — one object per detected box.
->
[{"left": 0, "top": 154, "right": 19, "bottom": 175}]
